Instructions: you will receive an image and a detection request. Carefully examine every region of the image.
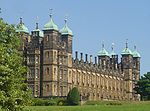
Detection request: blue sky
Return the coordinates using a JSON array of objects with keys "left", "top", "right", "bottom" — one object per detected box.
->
[{"left": 1, "top": 0, "right": 150, "bottom": 75}]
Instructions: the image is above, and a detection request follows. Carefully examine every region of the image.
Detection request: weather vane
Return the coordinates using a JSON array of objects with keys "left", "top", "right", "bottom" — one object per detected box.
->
[
  {"left": 36, "top": 16, "right": 39, "bottom": 29},
  {"left": 102, "top": 40, "right": 105, "bottom": 49},
  {"left": 65, "top": 14, "right": 69, "bottom": 22},
  {"left": 112, "top": 43, "right": 115, "bottom": 51},
  {"left": 134, "top": 45, "right": 136, "bottom": 50},
  {"left": 50, "top": 8, "right": 53, "bottom": 17},
  {"left": 126, "top": 39, "right": 128, "bottom": 48}
]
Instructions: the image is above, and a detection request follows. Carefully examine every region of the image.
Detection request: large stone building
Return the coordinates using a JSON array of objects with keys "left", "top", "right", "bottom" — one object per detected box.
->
[{"left": 16, "top": 14, "right": 141, "bottom": 101}]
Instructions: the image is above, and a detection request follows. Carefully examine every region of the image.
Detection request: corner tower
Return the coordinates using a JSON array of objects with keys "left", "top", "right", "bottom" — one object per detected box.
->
[
  {"left": 26, "top": 22, "right": 44, "bottom": 97},
  {"left": 59, "top": 18, "right": 73, "bottom": 96},
  {"left": 132, "top": 45, "right": 141, "bottom": 100},
  {"left": 121, "top": 40, "right": 133, "bottom": 100},
  {"left": 97, "top": 43, "right": 110, "bottom": 69},
  {"left": 42, "top": 13, "right": 59, "bottom": 97},
  {"left": 16, "top": 17, "right": 30, "bottom": 51},
  {"left": 110, "top": 43, "right": 118, "bottom": 70},
  {"left": 16, "top": 17, "right": 30, "bottom": 65}
]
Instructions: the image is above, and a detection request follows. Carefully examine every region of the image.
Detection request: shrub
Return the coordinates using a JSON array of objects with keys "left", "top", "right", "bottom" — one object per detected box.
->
[
  {"left": 31, "top": 98, "right": 66, "bottom": 106},
  {"left": 32, "top": 98, "right": 57, "bottom": 106},
  {"left": 67, "top": 87, "right": 80, "bottom": 105},
  {"left": 57, "top": 99, "right": 67, "bottom": 106}
]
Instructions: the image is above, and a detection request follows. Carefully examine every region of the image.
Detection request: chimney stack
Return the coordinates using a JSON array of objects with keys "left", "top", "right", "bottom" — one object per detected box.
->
[
  {"left": 85, "top": 54, "right": 88, "bottom": 63},
  {"left": 90, "top": 55, "right": 92, "bottom": 63},
  {"left": 75, "top": 51, "right": 78, "bottom": 60}
]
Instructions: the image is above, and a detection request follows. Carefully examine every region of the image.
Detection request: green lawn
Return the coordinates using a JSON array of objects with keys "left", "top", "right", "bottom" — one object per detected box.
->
[{"left": 26, "top": 101, "right": 150, "bottom": 111}]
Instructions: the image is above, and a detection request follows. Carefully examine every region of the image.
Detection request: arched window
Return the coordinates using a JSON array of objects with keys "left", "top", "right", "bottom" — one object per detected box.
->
[
  {"left": 45, "top": 51, "right": 50, "bottom": 58},
  {"left": 54, "top": 51, "right": 56, "bottom": 62},
  {"left": 47, "top": 84, "right": 49, "bottom": 92},
  {"left": 47, "top": 52, "right": 49, "bottom": 58},
  {"left": 35, "top": 56, "right": 39, "bottom": 64},
  {"left": 46, "top": 67, "right": 49, "bottom": 75}
]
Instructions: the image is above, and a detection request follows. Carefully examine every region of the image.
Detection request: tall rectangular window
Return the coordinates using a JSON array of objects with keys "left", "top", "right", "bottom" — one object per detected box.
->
[{"left": 35, "top": 68, "right": 39, "bottom": 79}]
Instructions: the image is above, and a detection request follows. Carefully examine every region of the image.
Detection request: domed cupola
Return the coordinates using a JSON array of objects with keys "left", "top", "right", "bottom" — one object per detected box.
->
[
  {"left": 33, "top": 23, "right": 44, "bottom": 37},
  {"left": 98, "top": 43, "right": 109, "bottom": 56},
  {"left": 16, "top": 17, "right": 29, "bottom": 33},
  {"left": 60, "top": 19, "right": 73, "bottom": 36},
  {"left": 132, "top": 45, "right": 141, "bottom": 58},
  {"left": 121, "top": 40, "right": 132, "bottom": 55},
  {"left": 43, "top": 14, "right": 58, "bottom": 31}
]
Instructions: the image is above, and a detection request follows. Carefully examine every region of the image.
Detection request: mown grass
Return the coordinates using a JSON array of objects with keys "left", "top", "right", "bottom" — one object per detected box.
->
[{"left": 26, "top": 101, "right": 150, "bottom": 111}]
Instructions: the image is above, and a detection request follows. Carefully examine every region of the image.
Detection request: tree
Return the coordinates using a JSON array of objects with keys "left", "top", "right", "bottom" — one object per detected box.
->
[
  {"left": 134, "top": 72, "right": 150, "bottom": 100},
  {"left": 0, "top": 19, "right": 31, "bottom": 111},
  {"left": 67, "top": 87, "right": 80, "bottom": 105}
]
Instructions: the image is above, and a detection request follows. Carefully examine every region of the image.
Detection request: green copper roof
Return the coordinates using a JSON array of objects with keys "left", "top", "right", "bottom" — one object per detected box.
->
[
  {"left": 16, "top": 18, "right": 29, "bottom": 33},
  {"left": 60, "top": 19, "right": 73, "bottom": 36},
  {"left": 33, "top": 23, "right": 44, "bottom": 37},
  {"left": 132, "top": 46, "right": 141, "bottom": 58},
  {"left": 33, "top": 29, "right": 44, "bottom": 37},
  {"left": 110, "top": 51, "right": 116, "bottom": 56},
  {"left": 43, "top": 15, "right": 58, "bottom": 31},
  {"left": 98, "top": 44, "right": 109, "bottom": 56},
  {"left": 121, "top": 40, "right": 133, "bottom": 55},
  {"left": 121, "top": 48, "right": 132, "bottom": 55}
]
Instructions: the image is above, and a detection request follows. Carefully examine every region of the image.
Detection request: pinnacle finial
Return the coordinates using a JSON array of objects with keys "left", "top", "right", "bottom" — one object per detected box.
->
[
  {"left": 102, "top": 41, "right": 104, "bottom": 49},
  {"left": 64, "top": 14, "right": 68, "bottom": 24},
  {"left": 126, "top": 39, "right": 128, "bottom": 48},
  {"left": 111, "top": 43, "right": 115, "bottom": 51},
  {"left": 49, "top": 8, "right": 53, "bottom": 18},
  {"left": 134, "top": 45, "right": 137, "bottom": 50},
  {"left": 36, "top": 23, "right": 39, "bottom": 29},
  {"left": 36, "top": 16, "right": 39, "bottom": 29},
  {"left": 20, "top": 17, "right": 23, "bottom": 24}
]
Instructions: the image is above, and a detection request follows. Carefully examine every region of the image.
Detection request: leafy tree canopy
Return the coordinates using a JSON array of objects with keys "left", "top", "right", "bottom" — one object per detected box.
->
[
  {"left": 0, "top": 19, "right": 31, "bottom": 111},
  {"left": 135, "top": 72, "right": 150, "bottom": 100}
]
